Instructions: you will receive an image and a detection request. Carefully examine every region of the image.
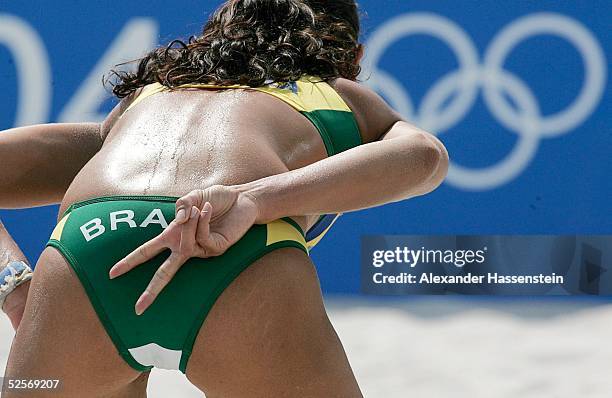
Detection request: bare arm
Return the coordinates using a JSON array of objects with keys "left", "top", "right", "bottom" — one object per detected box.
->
[
  {"left": 237, "top": 121, "right": 448, "bottom": 223},
  {"left": 0, "top": 219, "right": 30, "bottom": 329},
  {"left": 0, "top": 96, "right": 131, "bottom": 209},
  {"left": 0, "top": 123, "right": 103, "bottom": 208},
  {"left": 235, "top": 81, "right": 449, "bottom": 223},
  {"left": 0, "top": 220, "right": 28, "bottom": 274}
]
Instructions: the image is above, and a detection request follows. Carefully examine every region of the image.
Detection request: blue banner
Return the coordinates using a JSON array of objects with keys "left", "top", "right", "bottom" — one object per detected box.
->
[{"left": 0, "top": 1, "right": 609, "bottom": 293}]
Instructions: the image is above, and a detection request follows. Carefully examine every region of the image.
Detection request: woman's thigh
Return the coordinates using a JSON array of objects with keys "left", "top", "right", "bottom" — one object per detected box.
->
[
  {"left": 2, "top": 248, "right": 148, "bottom": 398},
  {"left": 185, "top": 248, "right": 363, "bottom": 398}
]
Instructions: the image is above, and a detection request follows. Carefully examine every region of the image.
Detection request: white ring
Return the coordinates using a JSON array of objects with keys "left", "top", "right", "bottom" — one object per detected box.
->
[
  {"left": 484, "top": 12, "right": 607, "bottom": 138},
  {"left": 419, "top": 68, "right": 480, "bottom": 133},
  {"left": 447, "top": 71, "right": 541, "bottom": 190},
  {"left": 363, "top": 13, "right": 480, "bottom": 130}
]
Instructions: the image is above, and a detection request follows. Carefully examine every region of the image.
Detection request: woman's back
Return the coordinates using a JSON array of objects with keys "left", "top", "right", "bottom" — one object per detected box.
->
[{"left": 61, "top": 87, "right": 330, "bottom": 217}]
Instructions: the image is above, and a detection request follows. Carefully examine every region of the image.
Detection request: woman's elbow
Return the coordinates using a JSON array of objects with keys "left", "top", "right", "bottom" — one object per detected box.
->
[
  {"left": 424, "top": 134, "right": 449, "bottom": 192},
  {"left": 406, "top": 133, "right": 449, "bottom": 195}
]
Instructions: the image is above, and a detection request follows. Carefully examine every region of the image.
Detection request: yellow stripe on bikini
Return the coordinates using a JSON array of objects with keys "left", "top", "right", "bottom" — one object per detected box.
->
[
  {"left": 266, "top": 220, "right": 307, "bottom": 250},
  {"left": 131, "top": 76, "right": 351, "bottom": 116},
  {"left": 50, "top": 213, "right": 71, "bottom": 242}
]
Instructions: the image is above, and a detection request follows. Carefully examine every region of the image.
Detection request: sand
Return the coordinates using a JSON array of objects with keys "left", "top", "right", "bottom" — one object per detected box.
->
[{"left": 1, "top": 297, "right": 611, "bottom": 397}]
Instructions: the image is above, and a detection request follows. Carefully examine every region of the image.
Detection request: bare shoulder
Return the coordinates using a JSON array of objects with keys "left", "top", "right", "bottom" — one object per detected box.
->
[
  {"left": 100, "top": 88, "right": 143, "bottom": 141},
  {"left": 329, "top": 78, "right": 403, "bottom": 143}
]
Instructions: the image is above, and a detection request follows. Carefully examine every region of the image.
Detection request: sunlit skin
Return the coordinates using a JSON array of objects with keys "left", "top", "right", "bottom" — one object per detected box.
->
[
  {"left": 0, "top": 220, "right": 30, "bottom": 330},
  {"left": 0, "top": 46, "right": 448, "bottom": 397}
]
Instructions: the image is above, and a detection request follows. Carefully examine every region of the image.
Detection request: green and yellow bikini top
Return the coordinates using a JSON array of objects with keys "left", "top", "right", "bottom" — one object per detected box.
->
[{"left": 123, "top": 75, "right": 363, "bottom": 249}]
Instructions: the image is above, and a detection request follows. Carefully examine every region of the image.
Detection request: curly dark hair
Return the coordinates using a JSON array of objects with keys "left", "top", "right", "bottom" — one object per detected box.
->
[{"left": 110, "top": 0, "right": 361, "bottom": 98}]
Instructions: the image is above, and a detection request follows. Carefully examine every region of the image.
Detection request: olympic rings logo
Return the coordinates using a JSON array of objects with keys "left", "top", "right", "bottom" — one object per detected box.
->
[{"left": 362, "top": 12, "right": 607, "bottom": 190}]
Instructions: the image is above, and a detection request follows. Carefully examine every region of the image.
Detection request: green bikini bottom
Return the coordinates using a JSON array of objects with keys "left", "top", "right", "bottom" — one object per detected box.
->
[{"left": 46, "top": 196, "right": 308, "bottom": 373}]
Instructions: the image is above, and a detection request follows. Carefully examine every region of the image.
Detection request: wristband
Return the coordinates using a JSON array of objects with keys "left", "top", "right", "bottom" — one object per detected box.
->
[{"left": 0, "top": 261, "right": 33, "bottom": 310}]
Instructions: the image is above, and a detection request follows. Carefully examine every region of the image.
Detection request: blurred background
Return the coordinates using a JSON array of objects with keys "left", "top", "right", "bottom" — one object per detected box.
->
[{"left": 0, "top": 0, "right": 610, "bottom": 396}]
